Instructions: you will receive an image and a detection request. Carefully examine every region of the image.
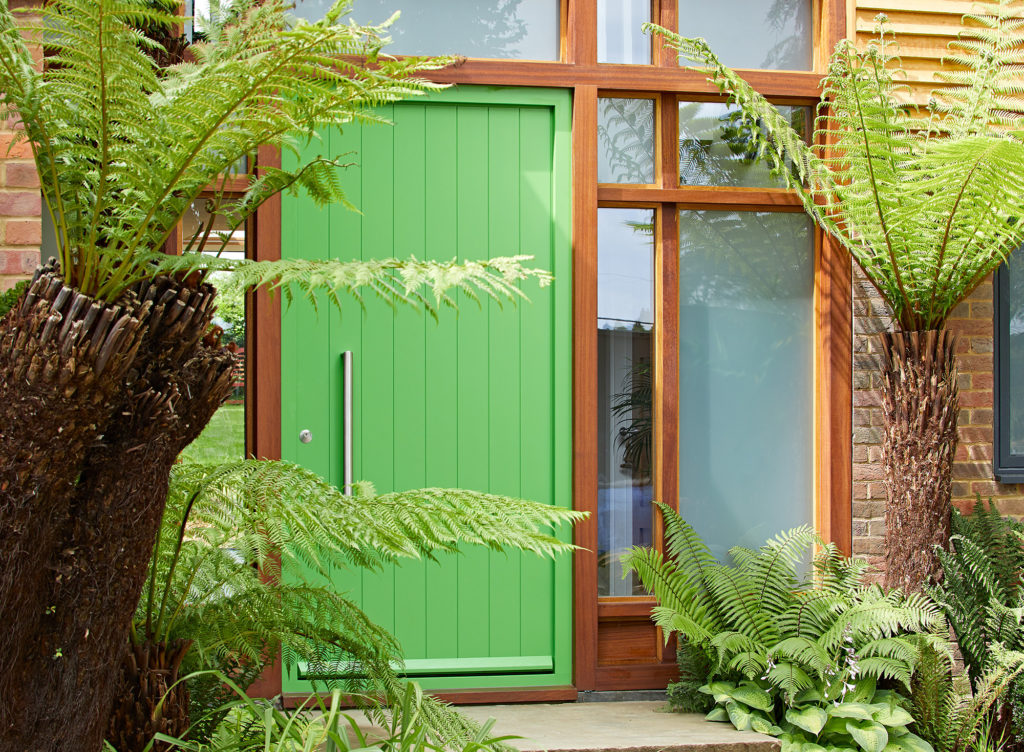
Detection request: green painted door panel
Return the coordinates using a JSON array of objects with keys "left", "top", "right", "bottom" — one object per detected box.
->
[{"left": 280, "top": 87, "right": 572, "bottom": 692}]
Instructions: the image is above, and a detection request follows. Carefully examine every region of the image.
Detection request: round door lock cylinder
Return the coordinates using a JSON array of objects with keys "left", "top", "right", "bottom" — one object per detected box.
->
[{"left": 299, "top": 429, "right": 313, "bottom": 444}]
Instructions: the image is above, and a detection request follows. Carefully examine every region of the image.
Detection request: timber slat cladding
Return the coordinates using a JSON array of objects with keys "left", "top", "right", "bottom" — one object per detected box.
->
[{"left": 854, "top": 0, "right": 1024, "bottom": 107}]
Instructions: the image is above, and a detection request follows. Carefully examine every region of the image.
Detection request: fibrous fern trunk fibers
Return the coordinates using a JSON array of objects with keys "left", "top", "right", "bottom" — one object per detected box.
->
[
  {"left": 0, "top": 263, "right": 235, "bottom": 752},
  {"left": 107, "top": 639, "right": 194, "bottom": 752},
  {"left": 880, "top": 329, "right": 959, "bottom": 591}
]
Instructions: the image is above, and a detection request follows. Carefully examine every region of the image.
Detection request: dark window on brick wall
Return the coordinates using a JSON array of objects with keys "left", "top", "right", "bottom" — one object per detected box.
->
[{"left": 995, "top": 246, "right": 1024, "bottom": 482}]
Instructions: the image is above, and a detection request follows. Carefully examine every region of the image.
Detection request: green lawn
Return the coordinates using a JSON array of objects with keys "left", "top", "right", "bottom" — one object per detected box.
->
[{"left": 183, "top": 403, "right": 245, "bottom": 463}]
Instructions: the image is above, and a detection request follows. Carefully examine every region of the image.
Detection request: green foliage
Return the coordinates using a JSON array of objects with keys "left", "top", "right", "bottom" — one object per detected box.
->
[
  {"left": 143, "top": 673, "right": 516, "bottom": 752},
  {"left": 666, "top": 639, "right": 715, "bottom": 714},
  {"left": 0, "top": 0, "right": 551, "bottom": 306},
  {"left": 138, "top": 459, "right": 583, "bottom": 747},
  {"left": 929, "top": 499, "right": 1024, "bottom": 688},
  {"left": 926, "top": 499, "right": 1024, "bottom": 750},
  {"left": 704, "top": 676, "right": 930, "bottom": 752},
  {"left": 624, "top": 504, "right": 947, "bottom": 752},
  {"left": 645, "top": 0, "right": 1024, "bottom": 331},
  {"left": 0, "top": 279, "right": 28, "bottom": 319},
  {"left": 908, "top": 642, "right": 1024, "bottom": 752}
]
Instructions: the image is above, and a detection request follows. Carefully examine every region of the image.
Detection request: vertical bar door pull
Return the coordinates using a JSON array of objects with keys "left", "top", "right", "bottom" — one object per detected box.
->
[{"left": 342, "top": 350, "right": 354, "bottom": 495}]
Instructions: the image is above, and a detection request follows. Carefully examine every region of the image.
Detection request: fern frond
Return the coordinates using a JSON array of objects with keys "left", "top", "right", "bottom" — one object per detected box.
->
[{"left": 644, "top": 3, "right": 1024, "bottom": 331}]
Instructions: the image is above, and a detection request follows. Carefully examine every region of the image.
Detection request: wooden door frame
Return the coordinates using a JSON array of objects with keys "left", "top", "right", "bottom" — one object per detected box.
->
[{"left": 249, "top": 0, "right": 852, "bottom": 701}]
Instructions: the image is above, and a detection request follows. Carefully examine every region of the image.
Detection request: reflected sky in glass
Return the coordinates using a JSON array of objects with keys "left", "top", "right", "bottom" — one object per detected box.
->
[
  {"left": 598, "top": 208, "right": 655, "bottom": 597},
  {"left": 598, "top": 0, "right": 651, "bottom": 64},
  {"left": 290, "top": 0, "right": 561, "bottom": 60},
  {"left": 679, "top": 0, "right": 812, "bottom": 70},
  {"left": 678, "top": 210, "right": 813, "bottom": 561}
]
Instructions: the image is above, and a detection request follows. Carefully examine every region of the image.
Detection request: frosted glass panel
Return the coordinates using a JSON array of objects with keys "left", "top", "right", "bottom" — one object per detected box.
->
[
  {"left": 599, "top": 0, "right": 651, "bottom": 64},
  {"left": 291, "top": 0, "right": 561, "bottom": 60},
  {"left": 1008, "top": 251, "right": 1024, "bottom": 454},
  {"left": 598, "top": 208, "right": 655, "bottom": 597},
  {"left": 678, "top": 210, "right": 813, "bottom": 561},
  {"left": 679, "top": 0, "right": 812, "bottom": 70},
  {"left": 679, "top": 102, "right": 810, "bottom": 187},
  {"left": 598, "top": 98, "right": 656, "bottom": 184}
]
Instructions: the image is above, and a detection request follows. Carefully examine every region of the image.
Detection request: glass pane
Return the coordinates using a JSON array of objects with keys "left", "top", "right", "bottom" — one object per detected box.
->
[
  {"left": 182, "top": 200, "right": 247, "bottom": 463},
  {"left": 678, "top": 0, "right": 812, "bottom": 70},
  {"left": 678, "top": 210, "right": 813, "bottom": 561},
  {"left": 598, "top": 0, "right": 651, "bottom": 64},
  {"left": 291, "top": 0, "right": 561, "bottom": 60},
  {"left": 598, "top": 208, "right": 656, "bottom": 597},
  {"left": 679, "top": 102, "right": 809, "bottom": 187},
  {"left": 598, "top": 98, "right": 656, "bottom": 184},
  {"left": 1008, "top": 250, "right": 1024, "bottom": 455}
]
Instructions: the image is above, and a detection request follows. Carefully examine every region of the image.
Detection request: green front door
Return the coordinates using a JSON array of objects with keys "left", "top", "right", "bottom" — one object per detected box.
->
[{"left": 280, "top": 87, "right": 572, "bottom": 692}]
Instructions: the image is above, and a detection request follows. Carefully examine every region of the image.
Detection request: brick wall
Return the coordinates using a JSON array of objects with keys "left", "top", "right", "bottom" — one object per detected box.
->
[
  {"left": 0, "top": 4, "right": 42, "bottom": 292},
  {"left": 851, "top": 266, "right": 1024, "bottom": 567}
]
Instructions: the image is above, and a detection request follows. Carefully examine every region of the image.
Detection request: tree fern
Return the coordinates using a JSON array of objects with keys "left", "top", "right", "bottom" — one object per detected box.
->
[
  {"left": 644, "top": 0, "right": 1024, "bottom": 331},
  {"left": 138, "top": 460, "right": 582, "bottom": 746},
  {"left": 0, "top": 0, "right": 551, "bottom": 306}
]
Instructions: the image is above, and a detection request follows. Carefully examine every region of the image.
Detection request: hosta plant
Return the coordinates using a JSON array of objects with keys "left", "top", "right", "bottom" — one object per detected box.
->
[
  {"left": 703, "top": 677, "right": 931, "bottom": 752},
  {"left": 645, "top": 0, "right": 1024, "bottom": 589},
  {"left": 623, "top": 503, "right": 947, "bottom": 752}
]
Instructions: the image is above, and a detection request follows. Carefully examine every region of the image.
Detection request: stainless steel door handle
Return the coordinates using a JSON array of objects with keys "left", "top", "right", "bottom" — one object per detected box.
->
[{"left": 342, "top": 350, "right": 353, "bottom": 495}]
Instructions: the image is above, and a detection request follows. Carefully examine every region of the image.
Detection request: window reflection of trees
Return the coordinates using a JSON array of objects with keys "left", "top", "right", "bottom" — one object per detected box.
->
[
  {"left": 679, "top": 103, "right": 808, "bottom": 187},
  {"left": 762, "top": 0, "right": 811, "bottom": 69},
  {"left": 598, "top": 98, "right": 656, "bottom": 184},
  {"left": 679, "top": 211, "right": 812, "bottom": 379}
]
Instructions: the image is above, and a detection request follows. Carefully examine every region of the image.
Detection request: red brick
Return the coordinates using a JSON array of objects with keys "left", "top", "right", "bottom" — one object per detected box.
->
[
  {"left": 959, "top": 390, "right": 992, "bottom": 408},
  {"left": 970, "top": 481, "right": 1004, "bottom": 497},
  {"left": 971, "top": 337, "right": 994, "bottom": 354},
  {"left": 0, "top": 248, "right": 38, "bottom": 275},
  {"left": 959, "top": 426, "right": 992, "bottom": 443},
  {"left": 0, "top": 191, "right": 40, "bottom": 216},
  {"left": 949, "top": 319, "right": 993, "bottom": 336},
  {"left": 953, "top": 461, "right": 992, "bottom": 479},
  {"left": 955, "top": 445, "right": 970, "bottom": 461},
  {"left": 4, "top": 219, "right": 40, "bottom": 245},
  {"left": 853, "top": 463, "right": 884, "bottom": 481},
  {"left": 952, "top": 481, "right": 972, "bottom": 498},
  {"left": 969, "top": 444, "right": 993, "bottom": 461},
  {"left": 971, "top": 408, "right": 993, "bottom": 426},
  {"left": 958, "top": 354, "right": 992, "bottom": 372},
  {"left": 854, "top": 390, "right": 881, "bottom": 407},
  {"left": 5, "top": 162, "right": 39, "bottom": 188},
  {"left": 0, "top": 133, "right": 34, "bottom": 160},
  {"left": 971, "top": 302, "right": 994, "bottom": 318},
  {"left": 973, "top": 373, "right": 994, "bottom": 390}
]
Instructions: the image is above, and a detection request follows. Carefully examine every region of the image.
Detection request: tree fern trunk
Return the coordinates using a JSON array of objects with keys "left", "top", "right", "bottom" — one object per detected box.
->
[
  {"left": 0, "top": 264, "right": 235, "bottom": 752},
  {"left": 880, "top": 328, "right": 959, "bottom": 591},
  {"left": 107, "top": 639, "right": 194, "bottom": 752}
]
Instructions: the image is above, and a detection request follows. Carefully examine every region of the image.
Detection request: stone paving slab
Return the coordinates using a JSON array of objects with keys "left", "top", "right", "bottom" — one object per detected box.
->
[{"left": 455, "top": 701, "right": 779, "bottom": 752}]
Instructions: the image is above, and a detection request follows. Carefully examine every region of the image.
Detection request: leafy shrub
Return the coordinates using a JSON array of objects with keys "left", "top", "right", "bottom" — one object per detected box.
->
[
  {"left": 0, "top": 279, "right": 27, "bottom": 319},
  {"left": 148, "top": 673, "right": 515, "bottom": 752},
  {"left": 908, "top": 641, "right": 1023, "bottom": 752},
  {"left": 623, "top": 503, "right": 946, "bottom": 752},
  {"left": 928, "top": 499, "right": 1024, "bottom": 750},
  {"left": 134, "top": 460, "right": 583, "bottom": 748}
]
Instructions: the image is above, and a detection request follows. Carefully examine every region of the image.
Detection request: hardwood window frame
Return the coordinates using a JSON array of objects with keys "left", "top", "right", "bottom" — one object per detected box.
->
[{"left": 248, "top": 0, "right": 852, "bottom": 699}]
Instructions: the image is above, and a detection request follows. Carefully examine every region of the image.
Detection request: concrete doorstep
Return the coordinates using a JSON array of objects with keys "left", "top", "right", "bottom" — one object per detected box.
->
[{"left": 454, "top": 701, "right": 780, "bottom": 752}]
